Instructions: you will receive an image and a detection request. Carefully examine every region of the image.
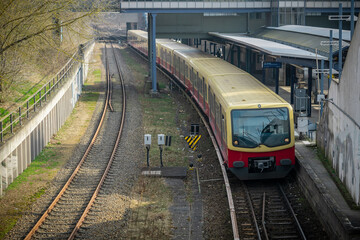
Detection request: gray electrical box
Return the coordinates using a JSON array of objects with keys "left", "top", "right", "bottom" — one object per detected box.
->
[
  {"left": 144, "top": 134, "right": 151, "bottom": 146},
  {"left": 294, "top": 88, "right": 308, "bottom": 112},
  {"left": 158, "top": 134, "right": 165, "bottom": 145}
]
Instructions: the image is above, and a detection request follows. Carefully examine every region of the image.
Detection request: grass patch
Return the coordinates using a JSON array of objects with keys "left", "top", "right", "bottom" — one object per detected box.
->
[
  {"left": 315, "top": 147, "right": 360, "bottom": 210},
  {"left": 126, "top": 177, "right": 173, "bottom": 239},
  {"left": 119, "top": 48, "right": 148, "bottom": 76},
  {"left": 0, "top": 108, "right": 8, "bottom": 117},
  {"left": 141, "top": 94, "right": 187, "bottom": 167},
  {"left": 122, "top": 45, "right": 196, "bottom": 238},
  {"left": 6, "top": 146, "right": 59, "bottom": 191}
]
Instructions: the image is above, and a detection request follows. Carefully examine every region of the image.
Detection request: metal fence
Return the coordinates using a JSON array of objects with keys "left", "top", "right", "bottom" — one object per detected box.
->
[{"left": 0, "top": 42, "right": 92, "bottom": 143}]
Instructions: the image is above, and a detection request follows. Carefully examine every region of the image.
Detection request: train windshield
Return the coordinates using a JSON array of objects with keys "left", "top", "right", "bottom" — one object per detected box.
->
[{"left": 231, "top": 107, "right": 290, "bottom": 148}]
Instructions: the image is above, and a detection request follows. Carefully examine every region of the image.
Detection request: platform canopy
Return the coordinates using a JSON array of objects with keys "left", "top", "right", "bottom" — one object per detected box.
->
[
  {"left": 267, "top": 25, "right": 351, "bottom": 42},
  {"left": 209, "top": 32, "right": 328, "bottom": 60}
]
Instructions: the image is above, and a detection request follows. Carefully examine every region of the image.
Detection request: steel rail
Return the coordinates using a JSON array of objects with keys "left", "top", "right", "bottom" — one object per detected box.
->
[
  {"left": 278, "top": 183, "right": 307, "bottom": 240},
  {"left": 262, "top": 192, "right": 269, "bottom": 240},
  {"left": 68, "top": 42, "right": 126, "bottom": 240},
  {"left": 24, "top": 43, "right": 112, "bottom": 240},
  {"left": 244, "top": 183, "right": 262, "bottom": 240},
  {"left": 128, "top": 44, "right": 240, "bottom": 240}
]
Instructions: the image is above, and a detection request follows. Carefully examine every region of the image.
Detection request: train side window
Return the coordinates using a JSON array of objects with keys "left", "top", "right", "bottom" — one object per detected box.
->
[{"left": 185, "top": 63, "right": 188, "bottom": 80}]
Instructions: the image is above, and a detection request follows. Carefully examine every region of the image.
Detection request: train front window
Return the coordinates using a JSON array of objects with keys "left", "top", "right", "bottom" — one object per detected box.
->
[{"left": 231, "top": 108, "right": 290, "bottom": 148}]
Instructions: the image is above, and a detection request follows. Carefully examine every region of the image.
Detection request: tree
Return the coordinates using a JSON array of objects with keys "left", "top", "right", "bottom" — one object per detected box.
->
[{"left": 0, "top": 0, "right": 104, "bottom": 101}]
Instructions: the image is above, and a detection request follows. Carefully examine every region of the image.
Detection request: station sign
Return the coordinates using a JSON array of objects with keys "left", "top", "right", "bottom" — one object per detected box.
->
[
  {"left": 329, "top": 15, "right": 358, "bottom": 21},
  {"left": 262, "top": 62, "right": 282, "bottom": 69},
  {"left": 313, "top": 69, "right": 330, "bottom": 74},
  {"left": 320, "top": 41, "right": 339, "bottom": 46}
]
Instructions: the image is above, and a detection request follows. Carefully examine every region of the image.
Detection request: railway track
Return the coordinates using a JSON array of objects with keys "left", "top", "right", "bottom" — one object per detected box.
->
[
  {"left": 232, "top": 180, "right": 307, "bottom": 240},
  {"left": 24, "top": 42, "right": 126, "bottom": 240},
  {"left": 128, "top": 43, "right": 309, "bottom": 240}
]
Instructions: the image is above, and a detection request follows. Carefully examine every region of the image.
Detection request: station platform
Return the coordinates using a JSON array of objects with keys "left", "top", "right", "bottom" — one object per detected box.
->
[
  {"left": 295, "top": 141, "right": 360, "bottom": 239},
  {"left": 273, "top": 85, "right": 360, "bottom": 239}
]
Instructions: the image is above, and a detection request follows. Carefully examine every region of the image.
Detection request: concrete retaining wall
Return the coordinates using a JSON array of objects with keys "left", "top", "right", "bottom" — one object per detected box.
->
[
  {"left": 317, "top": 17, "right": 360, "bottom": 205},
  {"left": 0, "top": 42, "right": 95, "bottom": 195}
]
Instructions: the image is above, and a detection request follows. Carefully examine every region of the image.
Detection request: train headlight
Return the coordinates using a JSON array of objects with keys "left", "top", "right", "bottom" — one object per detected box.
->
[
  {"left": 258, "top": 104, "right": 261, "bottom": 108},
  {"left": 234, "top": 140, "right": 239, "bottom": 145},
  {"left": 233, "top": 161, "right": 245, "bottom": 168},
  {"left": 280, "top": 159, "right": 292, "bottom": 166}
]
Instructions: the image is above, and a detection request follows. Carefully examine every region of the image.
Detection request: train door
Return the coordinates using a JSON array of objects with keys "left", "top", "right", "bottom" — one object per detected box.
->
[
  {"left": 180, "top": 58, "right": 183, "bottom": 82},
  {"left": 196, "top": 72, "right": 199, "bottom": 100},
  {"left": 215, "top": 99, "right": 220, "bottom": 142},
  {"left": 185, "top": 63, "right": 188, "bottom": 88},
  {"left": 170, "top": 51, "right": 173, "bottom": 73},
  {"left": 182, "top": 59, "right": 186, "bottom": 84},
  {"left": 203, "top": 77, "right": 206, "bottom": 109},
  {"left": 221, "top": 107, "right": 227, "bottom": 149},
  {"left": 209, "top": 86, "right": 213, "bottom": 122}
]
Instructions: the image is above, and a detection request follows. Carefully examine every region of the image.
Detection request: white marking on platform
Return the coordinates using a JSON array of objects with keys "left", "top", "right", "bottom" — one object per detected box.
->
[{"left": 142, "top": 170, "right": 161, "bottom": 176}]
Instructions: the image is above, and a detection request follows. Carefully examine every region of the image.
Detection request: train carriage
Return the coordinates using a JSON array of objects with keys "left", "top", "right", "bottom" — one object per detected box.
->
[{"left": 128, "top": 30, "right": 295, "bottom": 180}]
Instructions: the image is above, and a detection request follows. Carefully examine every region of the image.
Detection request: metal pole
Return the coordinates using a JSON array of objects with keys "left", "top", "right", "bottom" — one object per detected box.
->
[
  {"left": 275, "top": 67, "right": 279, "bottom": 94},
  {"left": 33, "top": 96, "right": 36, "bottom": 112},
  {"left": 329, "top": 30, "right": 333, "bottom": 88},
  {"left": 237, "top": 46, "right": 241, "bottom": 68},
  {"left": 320, "top": 59, "right": 324, "bottom": 117},
  {"left": 27, "top": 101, "right": 29, "bottom": 118},
  {"left": 19, "top": 107, "right": 21, "bottom": 125},
  {"left": 351, "top": 0, "right": 355, "bottom": 40},
  {"left": 150, "top": 13, "right": 157, "bottom": 93},
  {"left": 159, "top": 146, "right": 163, "bottom": 167},
  {"left": 10, "top": 114, "right": 13, "bottom": 133},
  {"left": 222, "top": 45, "right": 225, "bottom": 60},
  {"left": 307, "top": 67, "right": 312, "bottom": 117},
  {"left": 146, "top": 146, "right": 150, "bottom": 167},
  {"left": 290, "top": 66, "right": 295, "bottom": 105},
  {"left": 147, "top": 14, "right": 151, "bottom": 80},
  {"left": 339, "top": 3, "right": 343, "bottom": 79}
]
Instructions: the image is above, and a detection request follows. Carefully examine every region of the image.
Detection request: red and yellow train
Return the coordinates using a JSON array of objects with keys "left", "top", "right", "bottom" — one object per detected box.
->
[{"left": 128, "top": 30, "right": 295, "bottom": 180}]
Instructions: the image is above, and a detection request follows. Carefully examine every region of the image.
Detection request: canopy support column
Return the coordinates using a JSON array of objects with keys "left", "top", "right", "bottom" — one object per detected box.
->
[{"left": 148, "top": 13, "right": 157, "bottom": 93}]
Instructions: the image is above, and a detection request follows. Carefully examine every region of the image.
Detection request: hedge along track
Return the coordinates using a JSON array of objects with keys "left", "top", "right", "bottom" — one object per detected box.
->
[{"left": 24, "top": 42, "right": 126, "bottom": 240}]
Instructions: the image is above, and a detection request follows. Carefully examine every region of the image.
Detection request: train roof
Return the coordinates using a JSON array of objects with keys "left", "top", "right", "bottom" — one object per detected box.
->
[
  {"left": 128, "top": 30, "right": 148, "bottom": 38},
  {"left": 209, "top": 74, "right": 287, "bottom": 108},
  {"left": 191, "top": 58, "right": 246, "bottom": 76},
  {"left": 130, "top": 30, "right": 289, "bottom": 109},
  {"left": 188, "top": 57, "right": 287, "bottom": 107},
  {"left": 159, "top": 42, "right": 194, "bottom": 51},
  {"left": 174, "top": 48, "right": 216, "bottom": 61}
]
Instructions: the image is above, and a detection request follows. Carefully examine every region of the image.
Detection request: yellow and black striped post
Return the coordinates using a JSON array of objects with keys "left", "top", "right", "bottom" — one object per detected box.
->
[{"left": 184, "top": 135, "right": 202, "bottom": 151}]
